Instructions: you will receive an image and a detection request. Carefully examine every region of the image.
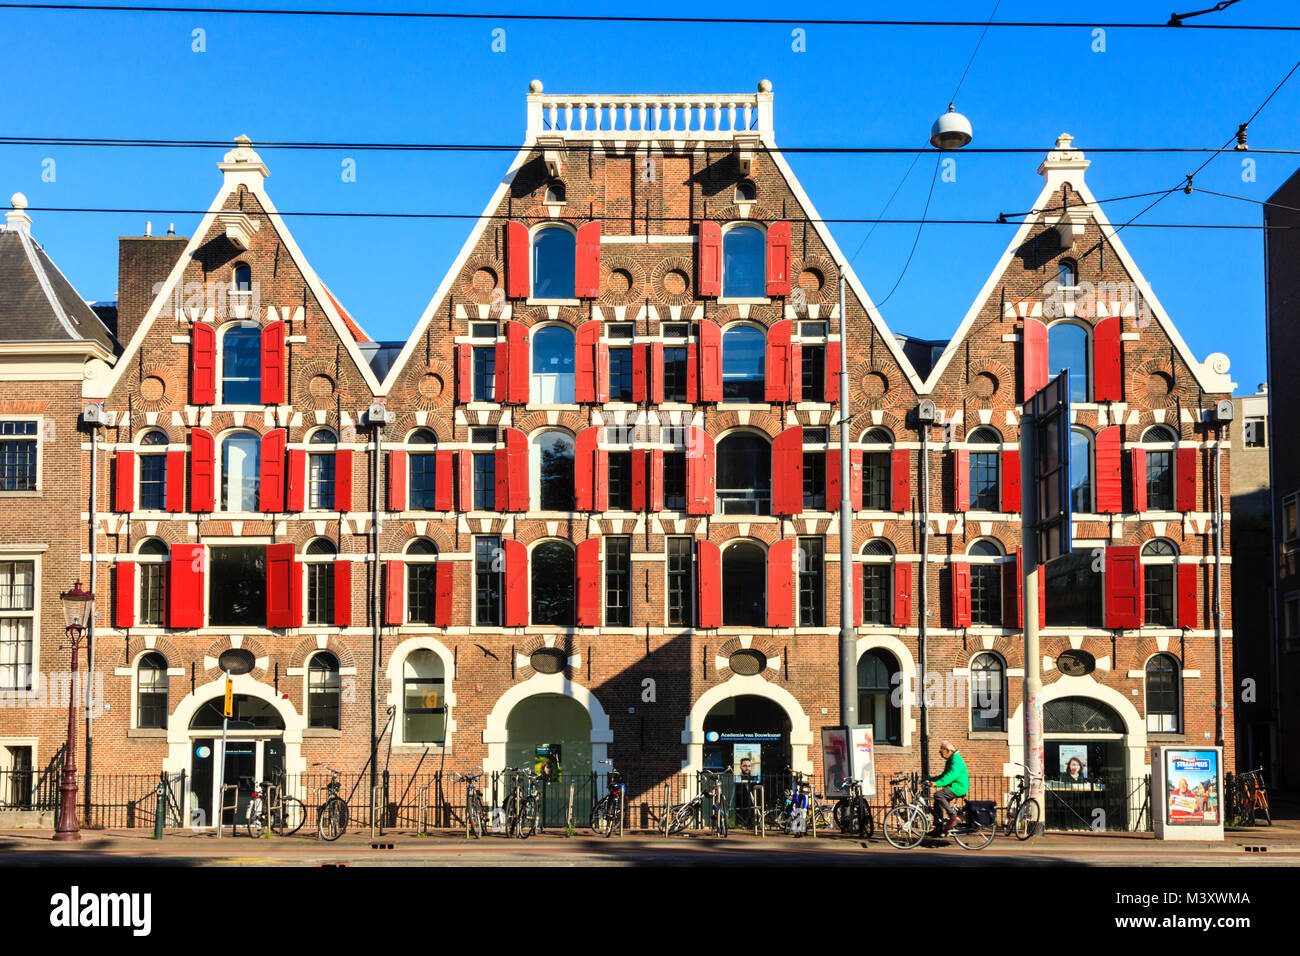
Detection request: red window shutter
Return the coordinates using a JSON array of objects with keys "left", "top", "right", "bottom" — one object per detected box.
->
[
  {"left": 851, "top": 451, "right": 864, "bottom": 510},
  {"left": 593, "top": 447, "right": 609, "bottom": 512},
  {"left": 503, "top": 539, "right": 527, "bottom": 626},
  {"left": 259, "top": 429, "right": 286, "bottom": 512},
  {"left": 698, "top": 320, "right": 722, "bottom": 402},
  {"left": 1093, "top": 315, "right": 1123, "bottom": 401},
  {"left": 595, "top": 346, "right": 610, "bottom": 404},
  {"left": 506, "top": 427, "right": 528, "bottom": 512},
  {"left": 434, "top": 562, "right": 454, "bottom": 627},
  {"left": 650, "top": 342, "right": 665, "bottom": 403},
  {"left": 333, "top": 449, "right": 353, "bottom": 512},
  {"left": 765, "top": 221, "right": 792, "bottom": 296},
  {"left": 825, "top": 340, "right": 840, "bottom": 403},
  {"left": 686, "top": 427, "right": 715, "bottom": 515},
  {"left": 189, "top": 429, "right": 214, "bottom": 512},
  {"left": 1105, "top": 545, "right": 1143, "bottom": 629},
  {"left": 827, "top": 448, "right": 840, "bottom": 508},
  {"left": 384, "top": 561, "right": 404, "bottom": 625},
  {"left": 649, "top": 449, "right": 664, "bottom": 512},
  {"left": 765, "top": 319, "right": 793, "bottom": 403},
  {"left": 576, "top": 537, "right": 601, "bottom": 626},
  {"left": 772, "top": 426, "right": 803, "bottom": 516},
  {"left": 1001, "top": 449, "right": 1021, "bottom": 513},
  {"left": 495, "top": 340, "right": 509, "bottom": 404},
  {"left": 790, "top": 342, "right": 803, "bottom": 403},
  {"left": 506, "top": 320, "right": 529, "bottom": 403},
  {"left": 954, "top": 449, "right": 970, "bottom": 512},
  {"left": 697, "top": 539, "right": 722, "bottom": 628},
  {"left": 1003, "top": 558, "right": 1021, "bottom": 628},
  {"left": 893, "top": 562, "right": 912, "bottom": 627},
  {"left": 686, "top": 343, "right": 699, "bottom": 403},
  {"left": 1130, "top": 449, "right": 1147, "bottom": 513},
  {"left": 167, "top": 543, "right": 204, "bottom": 629},
  {"left": 457, "top": 450, "right": 474, "bottom": 510},
  {"left": 260, "top": 321, "right": 286, "bottom": 405},
  {"left": 165, "top": 451, "right": 185, "bottom": 512},
  {"left": 285, "top": 448, "right": 306, "bottom": 512},
  {"left": 1095, "top": 426, "right": 1123, "bottom": 513},
  {"left": 697, "top": 221, "right": 722, "bottom": 297},
  {"left": 575, "top": 221, "right": 601, "bottom": 298},
  {"left": 387, "top": 450, "right": 408, "bottom": 512},
  {"left": 190, "top": 323, "right": 216, "bottom": 405},
  {"left": 114, "top": 561, "right": 134, "bottom": 629},
  {"left": 854, "top": 563, "right": 863, "bottom": 627},
  {"left": 495, "top": 445, "right": 509, "bottom": 511},
  {"left": 574, "top": 427, "right": 596, "bottom": 511},
  {"left": 505, "top": 221, "right": 529, "bottom": 299},
  {"left": 1021, "top": 317, "right": 1049, "bottom": 402},
  {"left": 952, "top": 562, "right": 972, "bottom": 627},
  {"left": 266, "top": 543, "right": 298, "bottom": 629},
  {"left": 1176, "top": 447, "right": 1197, "bottom": 512},
  {"left": 632, "top": 343, "right": 648, "bottom": 402},
  {"left": 1178, "top": 563, "right": 1198, "bottom": 629},
  {"left": 767, "top": 539, "right": 794, "bottom": 628},
  {"left": 113, "top": 451, "right": 134, "bottom": 512},
  {"left": 333, "top": 561, "right": 352, "bottom": 627},
  {"left": 434, "top": 449, "right": 455, "bottom": 510},
  {"left": 891, "top": 449, "right": 911, "bottom": 512},
  {"left": 630, "top": 449, "right": 647, "bottom": 512},
  {"left": 575, "top": 320, "right": 600, "bottom": 404},
  {"left": 458, "top": 343, "right": 473, "bottom": 403}
]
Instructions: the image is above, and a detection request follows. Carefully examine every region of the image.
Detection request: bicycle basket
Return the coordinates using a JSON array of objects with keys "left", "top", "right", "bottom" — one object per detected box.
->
[{"left": 967, "top": 800, "right": 996, "bottom": 827}]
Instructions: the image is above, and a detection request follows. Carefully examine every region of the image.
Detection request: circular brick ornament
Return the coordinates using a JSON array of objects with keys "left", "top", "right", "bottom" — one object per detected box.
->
[
  {"left": 140, "top": 376, "right": 165, "bottom": 402},
  {"left": 650, "top": 256, "right": 696, "bottom": 307},
  {"left": 728, "top": 649, "right": 767, "bottom": 676}
]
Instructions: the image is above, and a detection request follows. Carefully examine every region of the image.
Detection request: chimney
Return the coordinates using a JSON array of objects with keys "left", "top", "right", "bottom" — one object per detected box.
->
[{"left": 117, "top": 233, "right": 189, "bottom": 346}]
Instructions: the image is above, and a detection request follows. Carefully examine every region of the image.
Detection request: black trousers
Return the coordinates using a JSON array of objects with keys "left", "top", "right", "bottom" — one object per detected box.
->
[{"left": 932, "top": 787, "right": 958, "bottom": 828}]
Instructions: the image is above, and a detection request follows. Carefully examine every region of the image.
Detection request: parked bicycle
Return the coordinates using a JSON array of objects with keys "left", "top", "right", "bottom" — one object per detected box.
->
[
  {"left": 661, "top": 768, "right": 730, "bottom": 837},
  {"left": 589, "top": 759, "right": 624, "bottom": 837},
  {"left": 1003, "top": 766, "right": 1043, "bottom": 840},
  {"left": 883, "top": 776, "right": 996, "bottom": 850},
  {"left": 1233, "top": 768, "right": 1271, "bottom": 826},
  {"left": 502, "top": 766, "right": 542, "bottom": 839},
  {"left": 452, "top": 771, "right": 488, "bottom": 838},
  {"left": 832, "top": 777, "right": 874, "bottom": 839},
  {"left": 763, "top": 769, "right": 832, "bottom": 835},
  {"left": 245, "top": 775, "right": 306, "bottom": 838},
  {"left": 314, "top": 763, "right": 350, "bottom": 842}
]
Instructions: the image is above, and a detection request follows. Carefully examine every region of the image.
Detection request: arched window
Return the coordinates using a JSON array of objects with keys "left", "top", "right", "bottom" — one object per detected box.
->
[
  {"left": 307, "top": 651, "right": 341, "bottom": 730},
  {"left": 544, "top": 180, "right": 566, "bottom": 204},
  {"left": 137, "top": 538, "right": 168, "bottom": 626},
  {"left": 722, "top": 225, "right": 766, "bottom": 298},
  {"left": 1057, "top": 258, "right": 1078, "bottom": 288},
  {"left": 858, "top": 649, "right": 902, "bottom": 744},
  {"left": 138, "top": 430, "right": 169, "bottom": 510},
  {"left": 307, "top": 428, "right": 337, "bottom": 511},
  {"left": 716, "top": 432, "right": 771, "bottom": 515},
  {"left": 408, "top": 429, "right": 438, "bottom": 510},
  {"left": 1142, "top": 426, "right": 1178, "bottom": 510},
  {"left": 533, "top": 431, "right": 575, "bottom": 511},
  {"left": 1048, "top": 323, "right": 1089, "bottom": 403},
  {"left": 231, "top": 265, "right": 253, "bottom": 317},
  {"left": 1145, "top": 653, "right": 1181, "bottom": 733},
  {"left": 722, "top": 541, "right": 766, "bottom": 626},
  {"left": 531, "top": 326, "right": 576, "bottom": 403},
  {"left": 532, "top": 226, "right": 576, "bottom": 299},
  {"left": 304, "top": 538, "right": 336, "bottom": 626},
  {"left": 1142, "top": 538, "right": 1178, "bottom": 627},
  {"left": 734, "top": 179, "right": 757, "bottom": 203},
  {"left": 861, "top": 428, "right": 894, "bottom": 511},
  {"left": 405, "top": 539, "right": 440, "bottom": 626},
  {"left": 402, "top": 649, "right": 445, "bottom": 744},
  {"left": 221, "top": 325, "right": 261, "bottom": 405},
  {"left": 220, "top": 431, "right": 259, "bottom": 512},
  {"left": 967, "top": 427, "right": 1001, "bottom": 511},
  {"left": 968, "top": 539, "right": 1004, "bottom": 626},
  {"left": 137, "top": 652, "right": 168, "bottom": 729},
  {"left": 970, "top": 653, "right": 1006, "bottom": 731},
  {"left": 233, "top": 264, "right": 252, "bottom": 292},
  {"left": 722, "top": 325, "right": 766, "bottom": 402},
  {"left": 531, "top": 540, "right": 575, "bottom": 625},
  {"left": 861, "top": 539, "right": 894, "bottom": 625},
  {"left": 1070, "top": 427, "right": 1093, "bottom": 513}
]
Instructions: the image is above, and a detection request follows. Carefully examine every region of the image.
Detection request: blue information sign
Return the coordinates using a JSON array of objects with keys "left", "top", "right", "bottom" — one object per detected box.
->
[{"left": 1025, "top": 370, "right": 1072, "bottom": 564}]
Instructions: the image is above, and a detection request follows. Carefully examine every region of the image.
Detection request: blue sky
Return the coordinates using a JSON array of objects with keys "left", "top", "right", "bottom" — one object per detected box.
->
[{"left": 2, "top": 1, "right": 1296, "bottom": 394}]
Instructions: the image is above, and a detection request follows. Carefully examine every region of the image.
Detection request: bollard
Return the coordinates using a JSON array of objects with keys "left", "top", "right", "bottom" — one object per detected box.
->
[{"left": 153, "top": 773, "right": 166, "bottom": 840}]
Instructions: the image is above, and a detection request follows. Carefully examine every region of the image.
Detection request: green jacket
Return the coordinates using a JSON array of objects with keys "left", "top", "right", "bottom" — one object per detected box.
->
[{"left": 931, "top": 751, "right": 970, "bottom": 797}]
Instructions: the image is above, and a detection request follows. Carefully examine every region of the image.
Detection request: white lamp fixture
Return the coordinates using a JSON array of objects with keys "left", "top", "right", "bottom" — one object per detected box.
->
[{"left": 930, "top": 104, "right": 973, "bottom": 150}]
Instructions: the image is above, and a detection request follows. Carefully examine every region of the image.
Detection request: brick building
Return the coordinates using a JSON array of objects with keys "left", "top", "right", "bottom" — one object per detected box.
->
[{"left": 6, "top": 84, "right": 1238, "bottom": 829}]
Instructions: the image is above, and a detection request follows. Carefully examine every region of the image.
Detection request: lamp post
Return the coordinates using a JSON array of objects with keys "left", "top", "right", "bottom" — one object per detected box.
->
[{"left": 53, "top": 580, "right": 94, "bottom": 842}]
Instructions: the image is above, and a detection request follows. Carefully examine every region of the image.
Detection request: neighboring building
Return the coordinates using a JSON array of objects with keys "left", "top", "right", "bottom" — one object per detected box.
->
[{"left": 3, "top": 85, "right": 1238, "bottom": 830}]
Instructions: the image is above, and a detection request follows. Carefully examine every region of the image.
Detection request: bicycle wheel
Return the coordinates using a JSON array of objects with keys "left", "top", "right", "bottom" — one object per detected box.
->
[
  {"left": 857, "top": 796, "right": 875, "bottom": 840},
  {"left": 502, "top": 793, "right": 520, "bottom": 837},
  {"left": 317, "top": 798, "right": 346, "bottom": 841},
  {"left": 1256, "top": 791, "right": 1272, "bottom": 826},
  {"left": 468, "top": 792, "right": 484, "bottom": 838},
  {"left": 245, "top": 797, "right": 264, "bottom": 839},
  {"left": 833, "top": 798, "right": 851, "bottom": 832},
  {"left": 763, "top": 806, "right": 787, "bottom": 833},
  {"left": 517, "top": 796, "right": 538, "bottom": 839},
  {"left": 883, "top": 805, "right": 928, "bottom": 849},
  {"left": 274, "top": 796, "right": 306, "bottom": 836},
  {"left": 606, "top": 795, "right": 621, "bottom": 838},
  {"left": 715, "top": 800, "right": 728, "bottom": 838},
  {"left": 1014, "top": 797, "right": 1041, "bottom": 841},
  {"left": 590, "top": 797, "right": 611, "bottom": 836},
  {"left": 954, "top": 817, "right": 996, "bottom": 850}
]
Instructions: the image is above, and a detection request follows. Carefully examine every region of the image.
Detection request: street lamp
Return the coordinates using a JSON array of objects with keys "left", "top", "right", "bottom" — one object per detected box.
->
[
  {"left": 929, "top": 104, "right": 973, "bottom": 150},
  {"left": 53, "top": 580, "right": 94, "bottom": 842}
]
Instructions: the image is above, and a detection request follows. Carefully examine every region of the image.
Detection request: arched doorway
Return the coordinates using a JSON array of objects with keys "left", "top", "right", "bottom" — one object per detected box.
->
[
  {"left": 1042, "top": 696, "right": 1129, "bottom": 830},
  {"left": 504, "top": 694, "right": 593, "bottom": 827},
  {"left": 188, "top": 693, "right": 286, "bottom": 827},
  {"left": 702, "top": 695, "right": 793, "bottom": 828}
]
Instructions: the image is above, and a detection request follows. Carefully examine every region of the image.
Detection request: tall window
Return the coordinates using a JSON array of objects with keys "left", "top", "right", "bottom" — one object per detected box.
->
[
  {"left": 605, "top": 537, "right": 631, "bottom": 626},
  {"left": 1070, "top": 428, "right": 1093, "bottom": 513},
  {"left": 861, "top": 540, "right": 893, "bottom": 625},
  {"left": 221, "top": 326, "right": 261, "bottom": 405},
  {"left": 1146, "top": 653, "right": 1181, "bottom": 733},
  {"left": 531, "top": 326, "right": 576, "bottom": 403},
  {"left": 0, "top": 560, "right": 34, "bottom": 691},
  {"left": 138, "top": 430, "right": 169, "bottom": 510},
  {"left": 209, "top": 546, "right": 265, "bottom": 627},
  {"left": 138, "top": 539, "right": 168, "bottom": 626},
  {"left": 1057, "top": 258, "right": 1078, "bottom": 288},
  {"left": 1142, "top": 539, "right": 1177, "bottom": 627},
  {"left": 609, "top": 347, "right": 634, "bottom": 403},
  {"left": 608, "top": 452, "right": 633, "bottom": 511},
  {"left": 970, "top": 653, "right": 1005, "bottom": 732},
  {"left": 721, "top": 326, "right": 765, "bottom": 403},
  {"left": 531, "top": 226, "right": 576, "bottom": 299},
  {"left": 663, "top": 347, "right": 689, "bottom": 402},
  {"left": 402, "top": 649, "right": 446, "bottom": 743},
  {"left": 797, "top": 536, "right": 824, "bottom": 627},
  {"left": 475, "top": 536, "right": 502, "bottom": 626},
  {"left": 137, "top": 652, "right": 168, "bottom": 730},
  {"left": 0, "top": 421, "right": 38, "bottom": 492},
  {"left": 472, "top": 346, "right": 496, "bottom": 402},
  {"left": 1143, "top": 426, "right": 1177, "bottom": 510},
  {"left": 1046, "top": 548, "right": 1103, "bottom": 628},
  {"left": 663, "top": 451, "right": 687, "bottom": 511},
  {"left": 803, "top": 452, "right": 826, "bottom": 511},
  {"left": 717, "top": 433, "right": 771, "bottom": 515},
  {"left": 233, "top": 264, "right": 252, "bottom": 294},
  {"left": 406, "top": 539, "right": 439, "bottom": 626},
  {"left": 969, "top": 539, "right": 1004, "bottom": 627},
  {"left": 1047, "top": 322, "right": 1089, "bottom": 404},
  {"left": 800, "top": 323, "right": 828, "bottom": 402},
  {"left": 304, "top": 539, "right": 336, "bottom": 626},
  {"left": 220, "top": 432, "right": 259, "bottom": 512},
  {"left": 534, "top": 431, "right": 575, "bottom": 511},
  {"left": 531, "top": 540, "right": 575, "bottom": 626},
  {"left": 408, "top": 429, "right": 438, "bottom": 510},
  {"left": 307, "top": 652, "right": 341, "bottom": 730},
  {"left": 862, "top": 429, "right": 893, "bottom": 511},
  {"left": 722, "top": 542, "right": 765, "bottom": 626},
  {"left": 967, "top": 427, "right": 1001, "bottom": 511},
  {"left": 308, "top": 429, "right": 337, "bottom": 511},
  {"left": 722, "top": 225, "right": 765, "bottom": 298},
  {"left": 858, "top": 649, "right": 901, "bottom": 744},
  {"left": 473, "top": 452, "right": 495, "bottom": 511},
  {"left": 667, "top": 537, "right": 694, "bottom": 626}
]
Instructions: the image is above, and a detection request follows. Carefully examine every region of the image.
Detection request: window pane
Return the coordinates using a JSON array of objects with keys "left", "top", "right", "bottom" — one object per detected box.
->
[
  {"left": 209, "top": 546, "right": 266, "bottom": 627},
  {"left": 722, "top": 327, "right": 765, "bottom": 403},
  {"left": 863, "top": 452, "right": 890, "bottom": 510},
  {"left": 797, "top": 537, "right": 824, "bottom": 626},
  {"left": 139, "top": 454, "right": 166, "bottom": 510},
  {"left": 222, "top": 327, "right": 262, "bottom": 404},
  {"left": 667, "top": 537, "right": 693, "bottom": 626},
  {"left": 308, "top": 654, "right": 341, "bottom": 729},
  {"left": 0, "top": 561, "right": 35, "bottom": 611},
  {"left": 1048, "top": 323, "right": 1089, "bottom": 403},
  {"left": 0, "top": 423, "right": 38, "bottom": 491},
  {"left": 306, "top": 563, "right": 333, "bottom": 625},
  {"left": 663, "top": 348, "right": 688, "bottom": 402},
  {"left": 222, "top": 434, "right": 260, "bottom": 512},
  {"left": 970, "top": 452, "right": 999, "bottom": 511},
  {"left": 1147, "top": 450, "right": 1173, "bottom": 510},
  {"left": 970, "top": 564, "right": 1002, "bottom": 626},
  {"left": 663, "top": 452, "right": 686, "bottom": 511},
  {"left": 473, "top": 453, "right": 495, "bottom": 511},
  {"left": 308, "top": 453, "right": 335, "bottom": 510},
  {"left": 971, "top": 655, "right": 1005, "bottom": 731},
  {"left": 410, "top": 453, "right": 437, "bottom": 510},
  {"left": 608, "top": 452, "right": 633, "bottom": 511},
  {"left": 1045, "top": 549, "right": 1102, "bottom": 627},
  {"left": 722, "top": 226, "right": 765, "bottom": 298},
  {"left": 604, "top": 537, "right": 630, "bottom": 626},
  {"left": 609, "top": 348, "right": 634, "bottom": 402},
  {"left": 722, "top": 544, "right": 765, "bottom": 626},
  {"left": 536, "top": 433, "right": 575, "bottom": 511},
  {"left": 1070, "top": 431, "right": 1092, "bottom": 513},
  {"left": 801, "top": 345, "right": 826, "bottom": 403},
  {"left": 1144, "top": 565, "right": 1175, "bottom": 626},
  {"left": 863, "top": 564, "right": 891, "bottom": 625},
  {"left": 0, "top": 617, "right": 33, "bottom": 690},
  {"left": 717, "top": 434, "right": 771, "bottom": 515},
  {"left": 531, "top": 327, "right": 575, "bottom": 403},
  {"left": 138, "top": 653, "right": 169, "bottom": 729},
  {"left": 531, "top": 541, "right": 574, "bottom": 625},
  {"left": 475, "top": 537, "right": 502, "bottom": 626},
  {"left": 141, "top": 562, "right": 166, "bottom": 625},
  {"left": 532, "top": 228, "right": 576, "bottom": 299},
  {"left": 473, "top": 346, "right": 496, "bottom": 402}
]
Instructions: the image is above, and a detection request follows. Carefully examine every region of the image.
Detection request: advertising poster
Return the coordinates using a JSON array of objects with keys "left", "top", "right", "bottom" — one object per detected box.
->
[
  {"left": 733, "top": 743, "right": 762, "bottom": 783},
  {"left": 1164, "top": 750, "right": 1219, "bottom": 825},
  {"left": 849, "top": 726, "right": 876, "bottom": 797},
  {"left": 1058, "top": 744, "right": 1089, "bottom": 784},
  {"left": 821, "top": 727, "right": 850, "bottom": 797},
  {"left": 534, "top": 743, "right": 562, "bottom": 783}
]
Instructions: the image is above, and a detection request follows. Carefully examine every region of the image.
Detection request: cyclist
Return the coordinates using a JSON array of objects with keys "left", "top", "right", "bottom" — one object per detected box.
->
[{"left": 928, "top": 740, "right": 969, "bottom": 836}]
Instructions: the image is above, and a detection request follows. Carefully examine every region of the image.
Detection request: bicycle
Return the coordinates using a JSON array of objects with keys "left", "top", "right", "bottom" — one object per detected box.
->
[
  {"left": 661, "top": 768, "right": 730, "bottom": 837},
  {"left": 502, "top": 767, "right": 542, "bottom": 839},
  {"left": 1003, "top": 767, "right": 1043, "bottom": 840},
  {"left": 452, "top": 771, "right": 488, "bottom": 838},
  {"left": 763, "top": 770, "right": 832, "bottom": 836},
  {"left": 589, "top": 760, "right": 624, "bottom": 837},
  {"left": 1235, "top": 768, "right": 1271, "bottom": 827},
  {"left": 832, "top": 777, "right": 875, "bottom": 839},
  {"left": 314, "top": 763, "right": 350, "bottom": 842},
  {"left": 245, "top": 776, "right": 306, "bottom": 838},
  {"left": 883, "top": 777, "right": 996, "bottom": 850}
]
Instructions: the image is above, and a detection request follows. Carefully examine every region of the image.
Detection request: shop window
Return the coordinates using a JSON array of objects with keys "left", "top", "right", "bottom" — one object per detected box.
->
[
  {"left": 408, "top": 429, "right": 438, "bottom": 510},
  {"left": 605, "top": 537, "right": 631, "bottom": 626},
  {"left": 1142, "top": 538, "right": 1177, "bottom": 627},
  {"left": 221, "top": 326, "right": 261, "bottom": 405},
  {"left": 717, "top": 432, "right": 771, "bottom": 515},
  {"left": 307, "top": 651, "right": 341, "bottom": 730},
  {"left": 138, "top": 430, "right": 169, "bottom": 510},
  {"left": 858, "top": 649, "right": 902, "bottom": 745},
  {"left": 722, "top": 326, "right": 766, "bottom": 402},
  {"left": 220, "top": 432, "right": 259, "bottom": 512},
  {"left": 722, "top": 225, "right": 765, "bottom": 298},
  {"left": 531, "top": 326, "right": 576, "bottom": 403},
  {"left": 967, "top": 427, "right": 1001, "bottom": 511},
  {"left": 970, "top": 653, "right": 1005, "bottom": 732},
  {"left": 304, "top": 539, "right": 335, "bottom": 626},
  {"left": 968, "top": 539, "right": 1004, "bottom": 627},
  {"left": 1145, "top": 653, "right": 1181, "bottom": 734},
  {"left": 531, "top": 540, "right": 575, "bottom": 626},
  {"left": 666, "top": 536, "right": 694, "bottom": 627},
  {"left": 475, "top": 536, "right": 502, "bottom": 626},
  {"left": 797, "top": 536, "right": 824, "bottom": 627},
  {"left": 532, "top": 226, "right": 576, "bottom": 299},
  {"left": 406, "top": 539, "right": 439, "bottom": 626},
  {"left": 402, "top": 649, "right": 446, "bottom": 744},
  {"left": 722, "top": 541, "right": 766, "bottom": 627},
  {"left": 534, "top": 431, "right": 575, "bottom": 511},
  {"left": 209, "top": 545, "right": 265, "bottom": 627},
  {"left": 137, "top": 652, "right": 169, "bottom": 730},
  {"left": 307, "top": 429, "right": 337, "bottom": 511},
  {"left": 861, "top": 539, "right": 893, "bottom": 625}
]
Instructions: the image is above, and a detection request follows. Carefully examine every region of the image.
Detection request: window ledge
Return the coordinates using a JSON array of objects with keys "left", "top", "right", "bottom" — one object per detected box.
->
[
  {"left": 126, "top": 728, "right": 168, "bottom": 739},
  {"left": 389, "top": 744, "right": 452, "bottom": 755},
  {"left": 526, "top": 298, "right": 581, "bottom": 307},
  {"left": 525, "top": 404, "right": 581, "bottom": 412},
  {"left": 302, "top": 728, "right": 342, "bottom": 738},
  {"left": 718, "top": 297, "right": 771, "bottom": 306},
  {"left": 211, "top": 405, "right": 267, "bottom": 413},
  {"left": 1147, "top": 732, "right": 1185, "bottom": 741},
  {"left": 967, "top": 731, "right": 1009, "bottom": 741},
  {"left": 717, "top": 402, "right": 770, "bottom": 411}
]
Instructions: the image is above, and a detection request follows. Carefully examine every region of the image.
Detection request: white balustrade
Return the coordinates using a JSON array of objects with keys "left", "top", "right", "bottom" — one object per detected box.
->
[{"left": 527, "top": 91, "right": 772, "bottom": 138}]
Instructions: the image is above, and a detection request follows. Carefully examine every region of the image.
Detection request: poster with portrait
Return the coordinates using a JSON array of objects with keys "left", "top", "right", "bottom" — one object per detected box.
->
[
  {"left": 849, "top": 726, "right": 877, "bottom": 797},
  {"left": 534, "top": 743, "right": 562, "bottom": 783},
  {"left": 733, "top": 743, "right": 762, "bottom": 783},
  {"left": 1164, "top": 750, "right": 1219, "bottom": 825},
  {"left": 1058, "top": 744, "right": 1089, "bottom": 785},
  {"left": 821, "top": 727, "right": 850, "bottom": 797}
]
